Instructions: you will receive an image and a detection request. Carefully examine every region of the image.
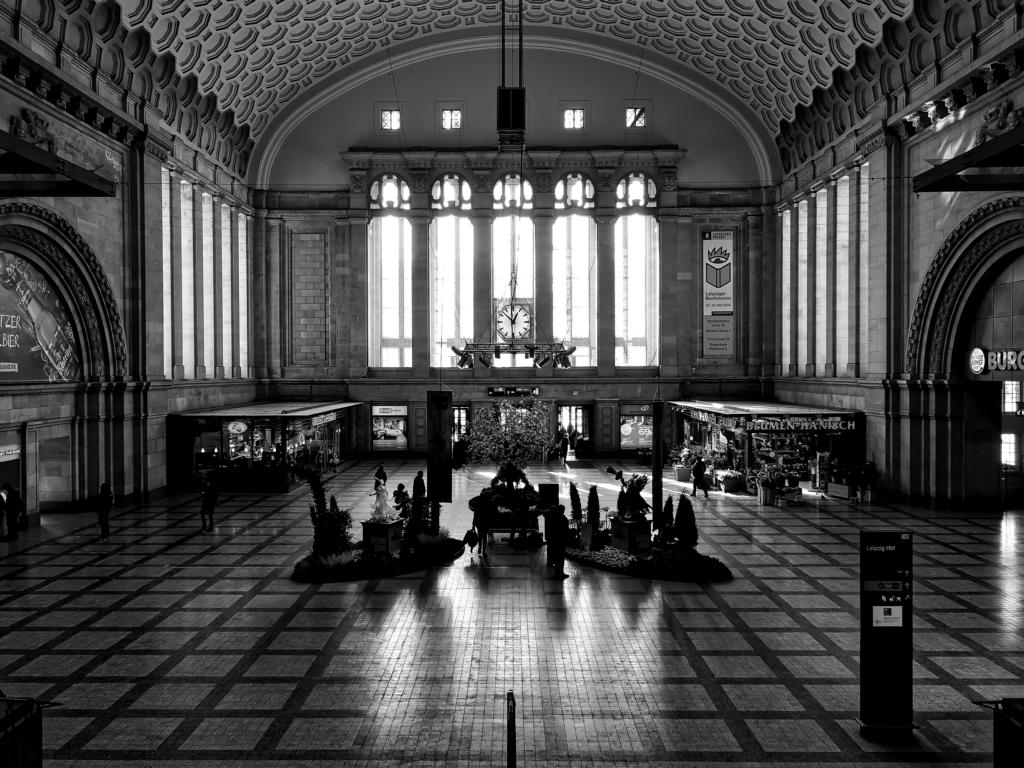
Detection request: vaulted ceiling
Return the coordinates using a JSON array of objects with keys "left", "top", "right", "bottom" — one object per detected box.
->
[{"left": 119, "top": 0, "right": 914, "bottom": 143}]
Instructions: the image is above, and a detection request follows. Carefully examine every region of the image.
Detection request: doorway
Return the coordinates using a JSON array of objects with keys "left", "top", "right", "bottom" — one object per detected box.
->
[{"left": 557, "top": 405, "right": 591, "bottom": 458}]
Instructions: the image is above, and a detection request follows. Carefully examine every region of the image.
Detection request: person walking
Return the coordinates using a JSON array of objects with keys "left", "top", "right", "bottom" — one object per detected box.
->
[
  {"left": 558, "top": 428, "right": 570, "bottom": 465},
  {"left": 2, "top": 483, "right": 21, "bottom": 541},
  {"left": 472, "top": 498, "right": 491, "bottom": 559},
  {"left": 691, "top": 456, "right": 709, "bottom": 498},
  {"left": 374, "top": 463, "right": 387, "bottom": 487},
  {"left": 412, "top": 470, "right": 426, "bottom": 501},
  {"left": 97, "top": 482, "right": 114, "bottom": 540},
  {"left": 199, "top": 478, "right": 219, "bottom": 532},
  {"left": 547, "top": 505, "right": 570, "bottom": 578}
]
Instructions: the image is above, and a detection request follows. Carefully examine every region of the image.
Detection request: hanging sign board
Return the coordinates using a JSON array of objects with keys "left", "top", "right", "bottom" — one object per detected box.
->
[
  {"left": 311, "top": 412, "right": 337, "bottom": 427},
  {"left": 371, "top": 405, "right": 408, "bottom": 451},
  {"left": 701, "top": 231, "right": 734, "bottom": 358},
  {"left": 0, "top": 443, "right": 20, "bottom": 463}
]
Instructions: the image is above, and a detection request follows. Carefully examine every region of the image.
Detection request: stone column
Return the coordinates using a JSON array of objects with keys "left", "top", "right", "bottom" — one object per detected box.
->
[
  {"left": 824, "top": 180, "right": 838, "bottom": 377},
  {"left": 846, "top": 165, "right": 861, "bottom": 378},
  {"left": 746, "top": 210, "right": 764, "bottom": 376},
  {"left": 265, "top": 217, "right": 284, "bottom": 379},
  {"left": 786, "top": 204, "right": 799, "bottom": 377},
  {"left": 803, "top": 191, "right": 817, "bottom": 377},
  {"left": 192, "top": 186, "right": 207, "bottom": 380},
  {"left": 595, "top": 214, "right": 616, "bottom": 376},
  {"left": 472, "top": 210, "right": 493, "bottom": 378},
  {"left": 534, "top": 210, "right": 553, "bottom": 377},
  {"left": 410, "top": 212, "right": 431, "bottom": 377},
  {"left": 212, "top": 197, "right": 225, "bottom": 378},
  {"left": 168, "top": 172, "right": 184, "bottom": 380}
]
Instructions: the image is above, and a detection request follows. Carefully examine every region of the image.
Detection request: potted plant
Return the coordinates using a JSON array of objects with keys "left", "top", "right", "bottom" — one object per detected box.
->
[
  {"left": 718, "top": 468, "right": 746, "bottom": 494},
  {"left": 605, "top": 467, "right": 652, "bottom": 554}
]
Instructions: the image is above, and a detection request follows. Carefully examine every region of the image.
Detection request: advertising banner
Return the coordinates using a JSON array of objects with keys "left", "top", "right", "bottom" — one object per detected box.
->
[
  {"left": 0, "top": 250, "right": 80, "bottom": 382},
  {"left": 619, "top": 415, "right": 653, "bottom": 449},
  {"left": 701, "top": 231, "right": 734, "bottom": 358},
  {"left": 372, "top": 405, "right": 408, "bottom": 451}
]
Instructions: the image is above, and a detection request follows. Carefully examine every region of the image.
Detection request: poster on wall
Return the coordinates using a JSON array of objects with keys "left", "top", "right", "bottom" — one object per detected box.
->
[
  {"left": 372, "top": 405, "right": 408, "bottom": 451},
  {"left": 0, "top": 250, "right": 80, "bottom": 382},
  {"left": 701, "top": 231, "right": 734, "bottom": 358},
  {"left": 620, "top": 405, "right": 654, "bottom": 449}
]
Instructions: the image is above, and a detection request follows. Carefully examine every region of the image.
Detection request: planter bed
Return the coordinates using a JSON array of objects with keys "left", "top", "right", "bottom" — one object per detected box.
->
[
  {"left": 566, "top": 543, "right": 733, "bottom": 583},
  {"left": 292, "top": 538, "right": 465, "bottom": 582}
]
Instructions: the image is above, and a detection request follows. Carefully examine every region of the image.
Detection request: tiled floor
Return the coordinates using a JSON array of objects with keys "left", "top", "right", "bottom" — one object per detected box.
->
[{"left": 1, "top": 460, "right": 1022, "bottom": 767}]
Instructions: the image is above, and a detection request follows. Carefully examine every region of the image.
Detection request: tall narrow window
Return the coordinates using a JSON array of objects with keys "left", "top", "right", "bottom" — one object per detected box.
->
[
  {"left": 1003, "top": 381, "right": 1021, "bottom": 413},
  {"left": 431, "top": 174, "right": 474, "bottom": 367},
  {"left": 221, "top": 203, "right": 233, "bottom": 376},
  {"left": 797, "top": 198, "right": 809, "bottom": 369},
  {"left": 179, "top": 180, "right": 195, "bottom": 379},
  {"left": 835, "top": 176, "right": 850, "bottom": 375},
  {"left": 369, "top": 175, "right": 413, "bottom": 367},
  {"left": 1002, "top": 433, "right": 1018, "bottom": 469},
  {"left": 814, "top": 188, "right": 828, "bottom": 373},
  {"left": 614, "top": 173, "right": 659, "bottom": 366},
  {"left": 780, "top": 208, "right": 792, "bottom": 374},
  {"left": 381, "top": 109, "right": 401, "bottom": 131},
  {"left": 553, "top": 173, "right": 596, "bottom": 366},
  {"left": 563, "top": 108, "right": 584, "bottom": 130},
  {"left": 201, "top": 192, "right": 215, "bottom": 377},
  {"left": 492, "top": 174, "right": 535, "bottom": 369},
  {"left": 161, "top": 167, "right": 172, "bottom": 379},
  {"left": 237, "top": 212, "right": 249, "bottom": 375}
]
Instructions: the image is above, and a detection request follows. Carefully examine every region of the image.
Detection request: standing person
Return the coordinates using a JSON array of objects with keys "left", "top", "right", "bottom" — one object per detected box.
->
[
  {"left": 559, "top": 428, "right": 570, "bottom": 465},
  {"left": 2, "top": 483, "right": 21, "bottom": 540},
  {"left": 199, "top": 478, "right": 219, "bottom": 532},
  {"left": 567, "top": 424, "right": 579, "bottom": 453},
  {"left": 412, "top": 470, "right": 426, "bottom": 501},
  {"left": 374, "top": 463, "right": 387, "bottom": 488},
  {"left": 472, "top": 498, "right": 491, "bottom": 559},
  {"left": 691, "top": 456, "right": 709, "bottom": 498},
  {"left": 97, "top": 482, "right": 114, "bottom": 540},
  {"left": 547, "top": 505, "right": 570, "bottom": 579}
]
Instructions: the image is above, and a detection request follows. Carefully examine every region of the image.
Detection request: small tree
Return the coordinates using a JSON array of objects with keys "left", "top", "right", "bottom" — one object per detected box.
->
[
  {"left": 568, "top": 482, "right": 583, "bottom": 522},
  {"left": 675, "top": 493, "right": 698, "bottom": 548},
  {"left": 307, "top": 470, "right": 353, "bottom": 557},
  {"left": 586, "top": 485, "right": 601, "bottom": 529},
  {"left": 464, "top": 399, "right": 559, "bottom": 468}
]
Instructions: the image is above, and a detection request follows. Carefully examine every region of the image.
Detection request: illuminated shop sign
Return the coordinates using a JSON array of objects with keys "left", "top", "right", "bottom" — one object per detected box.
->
[
  {"left": 968, "top": 347, "right": 1024, "bottom": 373},
  {"left": 744, "top": 418, "right": 856, "bottom": 432}
]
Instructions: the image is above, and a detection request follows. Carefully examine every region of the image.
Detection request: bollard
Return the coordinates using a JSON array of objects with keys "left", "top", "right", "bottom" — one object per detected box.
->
[{"left": 507, "top": 690, "right": 516, "bottom": 768}]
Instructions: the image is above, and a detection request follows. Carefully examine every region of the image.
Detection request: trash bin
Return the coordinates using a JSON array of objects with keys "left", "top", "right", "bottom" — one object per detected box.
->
[
  {"left": 993, "top": 699, "right": 1024, "bottom": 768},
  {"left": 0, "top": 696, "right": 43, "bottom": 768}
]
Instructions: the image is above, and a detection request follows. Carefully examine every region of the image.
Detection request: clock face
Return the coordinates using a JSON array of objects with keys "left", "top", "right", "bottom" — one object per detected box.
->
[{"left": 496, "top": 303, "right": 532, "bottom": 340}]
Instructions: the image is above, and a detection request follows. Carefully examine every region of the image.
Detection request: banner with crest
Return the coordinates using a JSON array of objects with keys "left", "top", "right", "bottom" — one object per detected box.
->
[{"left": 701, "top": 231, "right": 734, "bottom": 357}]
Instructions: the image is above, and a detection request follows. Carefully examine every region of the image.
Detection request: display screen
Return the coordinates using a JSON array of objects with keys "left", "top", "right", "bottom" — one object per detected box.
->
[
  {"left": 619, "top": 415, "right": 653, "bottom": 449},
  {"left": 372, "top": 405, "right": 408, "bottom": 451}
]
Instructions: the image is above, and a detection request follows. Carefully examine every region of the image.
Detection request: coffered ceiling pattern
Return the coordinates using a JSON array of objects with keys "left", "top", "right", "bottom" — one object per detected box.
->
[{"left": 116, "top": 0, "right": 914, "bottom": 142}]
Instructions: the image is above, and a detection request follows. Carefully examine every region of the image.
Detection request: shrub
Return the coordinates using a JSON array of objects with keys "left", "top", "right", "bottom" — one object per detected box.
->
[
  {"left": 308, "top": 471, "right": 353, "bottom": 557},
  {"left": 662, "top": 495, "right": 675, "bottom": 530},
  {"left": 675, "top": 493, "right": 697, "bottom": 548},
  {"left": 586, "top": 485, "right": 601, "bottom": 529},
  {"left": 569, "top": 482, "right": 583, "bottom": 522}
]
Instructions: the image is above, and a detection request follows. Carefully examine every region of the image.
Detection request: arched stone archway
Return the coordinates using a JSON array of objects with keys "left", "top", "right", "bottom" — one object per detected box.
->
[
  {"left": 0, "top": 201, "right": 128, "bottom": 380},
  {"left": 900, "top": 196, "right": 1024, "bottom": 506}
]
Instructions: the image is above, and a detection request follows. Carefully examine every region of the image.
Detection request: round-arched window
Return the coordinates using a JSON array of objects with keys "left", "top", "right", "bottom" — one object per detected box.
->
[
  {"left": 492, "top": 173, "right": 533, "bottom": 210},
  {"left": 370, "top": 174, "right": 411, "bottom": 210},
  {"left": 431, "top": 174, "right": 472, "bottom": 211},
  {"left": 615, "top": 172, "right": 657, "bottom": 208},
  {"left": 554, "top": 173, "right": 595, "bottom": 210}
]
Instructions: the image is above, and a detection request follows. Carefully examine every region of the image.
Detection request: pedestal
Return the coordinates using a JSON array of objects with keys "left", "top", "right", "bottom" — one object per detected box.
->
[
  {"left": 609, "top": 517, "right": 651, "bottom": 555},
  {"left": 361, "top": 519, "right": 404, "bottom": 555}
]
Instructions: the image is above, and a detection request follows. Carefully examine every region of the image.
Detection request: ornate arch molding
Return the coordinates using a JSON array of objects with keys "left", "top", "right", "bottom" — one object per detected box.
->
[
  {"left": 907, "top": 196, "right": 1024, "bottom": 378},
  {"left": 0, "top": 202, "right": 127, "bottom": 379}
]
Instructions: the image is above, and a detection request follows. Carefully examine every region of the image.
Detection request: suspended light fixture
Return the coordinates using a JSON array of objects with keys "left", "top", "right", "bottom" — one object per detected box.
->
[{"left": 497, "top": 0, "right": 525, "bottom": 151}]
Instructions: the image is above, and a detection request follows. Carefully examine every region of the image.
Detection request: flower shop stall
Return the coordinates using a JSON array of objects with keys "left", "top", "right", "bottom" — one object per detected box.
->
[{"left": 670, "top": 400, "right": 865, "bottom": 497}]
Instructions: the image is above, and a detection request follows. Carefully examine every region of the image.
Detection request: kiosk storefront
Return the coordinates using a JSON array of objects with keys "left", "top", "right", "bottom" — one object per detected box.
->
[
  {"left": 671, "top": 400, "right": 865, "bottom": 493},
  {"left": 171, "top": 401, "right": 360, "bottom": 492}
]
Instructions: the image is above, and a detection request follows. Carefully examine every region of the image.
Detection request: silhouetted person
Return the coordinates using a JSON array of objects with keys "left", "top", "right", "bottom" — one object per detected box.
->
[
  {"left": 374, "top": 463, "right": 387, "bottom": 487},
  {"left": 547, "top": 505, "right": 569, "bottom": 578},
  {"left": 2, "top": 483, "right": 21, "bottom": 540},
  {"left": 97, "top": 482, "right": 113, "bottom": 540},
  {"left": 412, "top": 470, "right": 426, "bottom": 500},
  {"left": 691, "top": 456, "right": 709, "bottom": 498},
  {"left": 200, "top": 479, "right": 219, "bottom": 532}
]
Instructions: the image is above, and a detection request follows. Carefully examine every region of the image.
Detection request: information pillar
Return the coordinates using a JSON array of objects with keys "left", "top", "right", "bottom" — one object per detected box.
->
[{"left": 860, "top": 528, "right": 914, "bottom": 732}]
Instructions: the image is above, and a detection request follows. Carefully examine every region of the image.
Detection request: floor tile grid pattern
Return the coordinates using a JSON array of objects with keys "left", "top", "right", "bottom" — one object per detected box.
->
[{"left": 0, "top": 461, "right": 1020, "bottom": 766}]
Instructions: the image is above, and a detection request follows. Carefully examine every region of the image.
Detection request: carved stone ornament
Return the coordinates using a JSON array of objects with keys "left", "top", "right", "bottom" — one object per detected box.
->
[
  {"left": 973, "top": 100, "right": 1023, "bottom": 148},
  {"left": 533, "top": 171, "right": 553, "bottom": 193},
  {"left": 10, "top": 108, "right": 56, "bottom": 152},
  {"left": 906, "top": 196, "right": 1024, "bottom": 377},
  {"left": 0, "top": 202, "right": 128, "bottom": 378}
]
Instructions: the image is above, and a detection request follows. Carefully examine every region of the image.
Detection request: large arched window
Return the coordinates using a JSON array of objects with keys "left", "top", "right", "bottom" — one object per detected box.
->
[
  {"left": 431, "top": 174, "right": 474, "bottom": 367},
  {"left": 368, "top": 174, "right": 413, "bottom": 366},
  {"left": 492, "top": 174, "right": 534, "bottom": 368},
  {"left": 553, "top": 173, "right": 596, "bottom": 366},
  {"left": 614, "top": 172, "right": 659, "bottom": 365}
]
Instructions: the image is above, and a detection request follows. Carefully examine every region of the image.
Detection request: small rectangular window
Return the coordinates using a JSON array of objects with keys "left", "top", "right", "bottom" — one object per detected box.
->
[
  {"left": 441, "top": 109, "right": 462, "bottom": 131},
  {"left": 625, "top": 107, "right": 646, "bottom": 128},
  {"left": 1003, "top": 381, "right": 1021, "bottom": 413},
  {"left": 381, "top": 109, "right": 401, "bottom": 131},
  {"left": 563, "top": 108, "right": 584, "bottom": 130},
  {"left": 1001, "top": 433, "right": 1018, "bottom": 468}
]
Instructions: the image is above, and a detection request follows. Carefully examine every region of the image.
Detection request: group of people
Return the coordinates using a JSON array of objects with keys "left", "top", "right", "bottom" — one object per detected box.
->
[
  {"left": 466, "top": 498, "right": 570, "bottom": 579},
  {"left": 555, "top": 424, "right": 580, "bottom": 464},
  {"left": 369, "top": 463, "right": 426, "bottom": 520},
  {"left": 1, "top": 483, "right": 24, "bottom": 541}
]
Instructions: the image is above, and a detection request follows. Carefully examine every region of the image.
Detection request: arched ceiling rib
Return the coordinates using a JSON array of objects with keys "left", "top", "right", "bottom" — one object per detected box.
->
[{"left": 114, "top": 0, "right": 915, "bottom": 143}]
